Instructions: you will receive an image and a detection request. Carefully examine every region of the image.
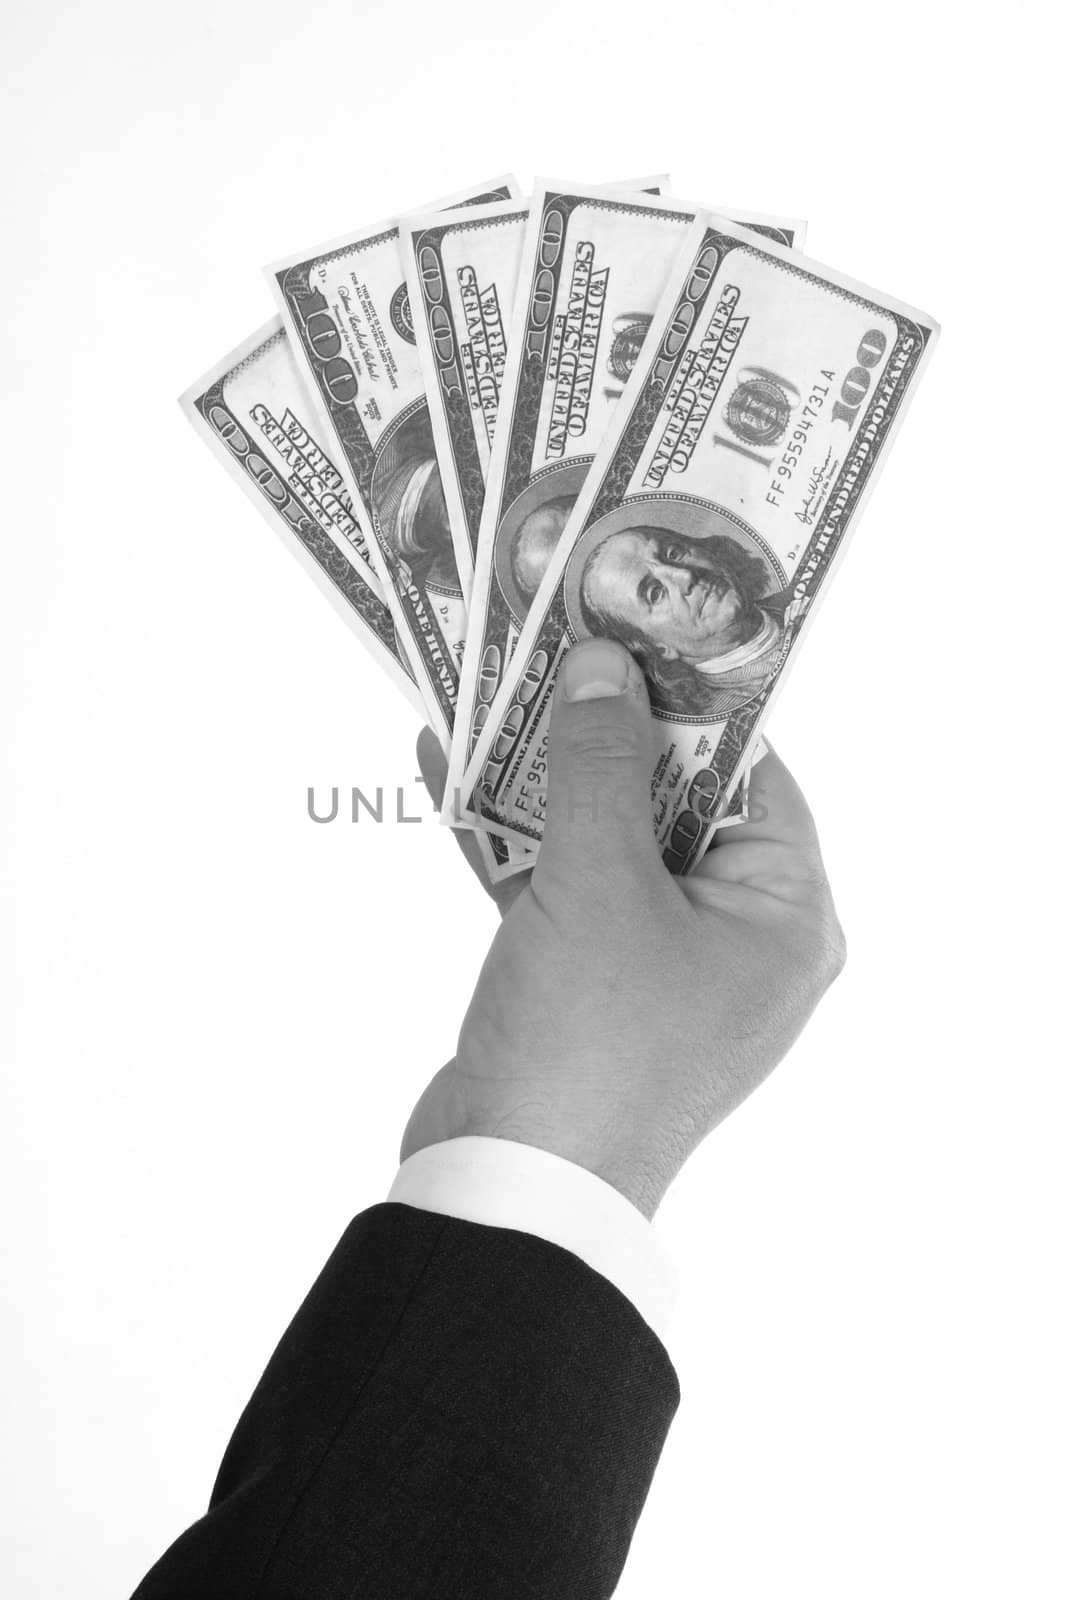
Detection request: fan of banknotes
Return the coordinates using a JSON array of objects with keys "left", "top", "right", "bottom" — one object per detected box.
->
[{"left": 181, "top": 174, "right": 937, "bottom": 883}]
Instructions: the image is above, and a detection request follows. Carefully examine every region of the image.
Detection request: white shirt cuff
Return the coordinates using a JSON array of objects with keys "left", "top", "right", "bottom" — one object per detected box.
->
[{"left": 387, "top": 1136, "right": 677, "bottom": 1348}]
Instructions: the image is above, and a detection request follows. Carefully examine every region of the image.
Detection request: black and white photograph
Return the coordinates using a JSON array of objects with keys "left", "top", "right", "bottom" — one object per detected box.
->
[{"left": 2, "top": 2, "right": 1062, "bottom": 1596}]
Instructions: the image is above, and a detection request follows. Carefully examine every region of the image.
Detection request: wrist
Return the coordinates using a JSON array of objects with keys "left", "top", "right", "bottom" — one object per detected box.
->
[
  {"left": 401, "top": 1061, "right": 677, "bottom": 1219},
  {"left": 437, "top": 1121, "right": 673, "bottom": 1220}
]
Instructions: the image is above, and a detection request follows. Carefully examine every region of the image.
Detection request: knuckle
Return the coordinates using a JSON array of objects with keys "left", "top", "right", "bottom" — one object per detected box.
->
[
  {"left": 558, "top": 715, "right": 645, "bottom": 766},
  {"left": 796, "top": 851, "right": 834, "bottom": 897},
  {"left": 781, "top": 897, "right": 846, "bottom": 991},
  {"left": 821, "top": 914, "right": 848, "bottom": 982}
]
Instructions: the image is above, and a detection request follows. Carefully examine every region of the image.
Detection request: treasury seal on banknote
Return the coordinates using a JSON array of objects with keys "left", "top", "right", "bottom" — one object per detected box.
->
[
  {"left": 389, "top": 283, "right": 417, "bottom": 344},
  {"left": 606, "top": 312, "right": 654, "bottom": 386},
  {"left": 561, "top": 495, "right": 789, "bottom": 720},
  {"left": 724, "top": 368, "right": 801, "bottom": 448}
]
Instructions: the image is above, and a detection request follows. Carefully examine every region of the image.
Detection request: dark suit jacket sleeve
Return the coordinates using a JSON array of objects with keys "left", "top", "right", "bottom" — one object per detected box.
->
[{"left": 131, "top": 1201, "right": 680, "bottom": 1600}]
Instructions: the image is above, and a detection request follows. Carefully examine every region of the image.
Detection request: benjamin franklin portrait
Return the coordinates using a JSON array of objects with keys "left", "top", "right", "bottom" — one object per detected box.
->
[
  {"left": 494, "top": 463, "right": 589, "bottom": 623},
  {"left": 576, "top": 523, "right": 792, "bottom": 717},
  {"left": 510, "top": 494, "right": 577, "bottom": 612},
  {"left": 371, "top": 407, "right": 460, "bottom": 594}
]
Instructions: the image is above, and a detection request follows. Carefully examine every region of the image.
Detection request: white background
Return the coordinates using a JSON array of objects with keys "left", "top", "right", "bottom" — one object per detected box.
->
[{"left": 2, "top": 2, "right": 1063, "bottom": 1595}]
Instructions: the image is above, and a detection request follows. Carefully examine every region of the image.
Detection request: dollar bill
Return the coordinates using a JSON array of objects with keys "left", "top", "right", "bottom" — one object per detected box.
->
[
  {"left": 445, "top": 182, "right": 806, "bottom": 812},
  {"left": 399, "top": 178, "right": 671, "bottom": 608},
  {"left": 458, "top": 215, "right": 937, "bottom": 870},
  {"left": 179, "top": 317, "right": 419, "bottom": 710},
  {"left": 399, "top": 197, "right": 529, "bottom": 607},
  {"left": 266, "top": 177, "right": 529, "bottom": 876},
  {"left": 267, "top": 177, "right": 518, "bottom": 746}
]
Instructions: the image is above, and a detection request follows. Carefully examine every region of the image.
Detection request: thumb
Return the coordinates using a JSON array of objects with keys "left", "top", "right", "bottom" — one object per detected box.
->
[{"left": 537, "top": 638, "right": 662, "bottom": 884}]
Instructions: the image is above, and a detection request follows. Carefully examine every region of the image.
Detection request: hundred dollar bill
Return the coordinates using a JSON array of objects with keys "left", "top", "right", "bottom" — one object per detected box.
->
[
  {"left": 445, "top": 182, "right": 805, "bottom": 812},
  {"left": 399, "top": 197, "right": 529, "bottom": 607},
  {"left": 179, "top": 317, "right": 419, "bottom": 710},
  {"left": 267, "top": 177, "right": 528, "bottom": 875},
  {"left": 267, "top": 177, "right": 518, "bottom": 746},
  {"left": 458, "top": 216, "right": 937, "bottom": 870},
  {"left": 399, "top": 178, "right": 670, "bottom": 607}
]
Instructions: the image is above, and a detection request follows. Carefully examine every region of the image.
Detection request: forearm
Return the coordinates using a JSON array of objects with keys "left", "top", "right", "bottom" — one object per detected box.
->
[{"left": 132, "top": 1203, "right": 679, "bottom": 1600}]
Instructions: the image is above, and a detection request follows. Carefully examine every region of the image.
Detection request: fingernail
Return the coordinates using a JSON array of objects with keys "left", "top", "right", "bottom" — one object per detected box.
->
[{"left": 561, "top": 639, "right": 630, "bottom": 702}]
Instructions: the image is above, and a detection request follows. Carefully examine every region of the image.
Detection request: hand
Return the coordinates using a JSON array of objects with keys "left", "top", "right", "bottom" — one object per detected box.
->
[{"left": 405, "top": 639, "right": 846, "bottom": 1218}]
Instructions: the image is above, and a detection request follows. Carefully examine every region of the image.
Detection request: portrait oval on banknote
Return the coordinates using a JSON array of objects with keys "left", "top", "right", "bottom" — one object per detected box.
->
[
  {"left": 494, "top": 461, "right": 589, "bottom": 624},
  {"left": 369, "top": 403, "right": 462, "bottom": 598},
  {"left": 562, "top": 495, "right": 789, "bottom": 721}
]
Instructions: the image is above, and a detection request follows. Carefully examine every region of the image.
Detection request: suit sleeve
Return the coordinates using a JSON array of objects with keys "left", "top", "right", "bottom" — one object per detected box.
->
[{"left": 131, "top": 1201, "right": 680, "bottom": 1600}]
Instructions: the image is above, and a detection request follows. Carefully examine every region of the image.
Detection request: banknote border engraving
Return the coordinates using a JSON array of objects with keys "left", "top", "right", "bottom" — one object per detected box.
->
[{"left": 408, "top": 210, "right": 528, "bottom": 578}]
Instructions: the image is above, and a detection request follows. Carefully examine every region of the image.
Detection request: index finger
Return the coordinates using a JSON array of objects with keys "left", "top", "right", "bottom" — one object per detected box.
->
[{"left": 692, "top": 744, "right": 825, "bottom": 876}]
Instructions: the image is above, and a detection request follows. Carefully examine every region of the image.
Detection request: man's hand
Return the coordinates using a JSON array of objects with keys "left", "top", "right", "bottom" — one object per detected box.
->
[{"left": 405, "top": 639, "right": 845, "bottom": 1218}]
